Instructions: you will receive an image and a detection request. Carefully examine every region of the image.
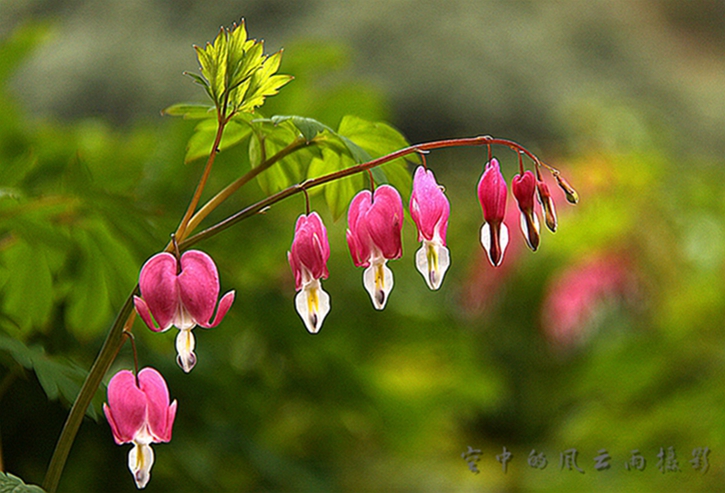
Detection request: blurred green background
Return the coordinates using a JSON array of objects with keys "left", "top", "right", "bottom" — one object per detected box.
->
[{"left": 1, "top": 1, "right": 725, "bottom": 491}]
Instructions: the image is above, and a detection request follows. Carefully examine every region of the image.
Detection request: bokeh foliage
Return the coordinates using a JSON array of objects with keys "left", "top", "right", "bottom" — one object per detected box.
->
[{"left": 1, "top": 5, "right": 725, "bottom": 493}]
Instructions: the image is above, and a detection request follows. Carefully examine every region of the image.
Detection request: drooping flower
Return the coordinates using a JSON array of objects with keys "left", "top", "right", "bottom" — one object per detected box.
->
[
  {"left": 346, "top": 185, "right": 403, "bottom": 310},
  {"left": 134, "top": 250, "right": 235, "bottom": 373},
  {"left": 477, "top": 158, "right": 509, "bottom": 267},
  {"left": 409, "top": 166, "right": 450, "bottom": 290},
  {"left": 536, "top": 178, "right": 558, "bottom": 233},
  {"left": 288, "top": 212, "right": 331, "bottom": 334},
  {"left": 512, "top": 170, "right": 541, "bottom": 251},
  {"left": 104, "top": 367, "right": 177, "bottom": 489}
]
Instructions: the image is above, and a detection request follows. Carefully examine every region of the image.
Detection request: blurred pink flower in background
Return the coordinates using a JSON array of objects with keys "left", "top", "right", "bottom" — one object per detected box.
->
[{"left": 541, "top": 252, "right": 639, "bottom": 349}]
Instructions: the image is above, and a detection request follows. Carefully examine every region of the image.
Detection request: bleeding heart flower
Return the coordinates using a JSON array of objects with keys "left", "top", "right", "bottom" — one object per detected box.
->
[
  {"left": 346, "top": 185, "right": 403, "bottom": 309},
  {"left": 288, "top": 212, "right": 331, "bottom": 334},
  {"left": 512, "top": 170, "right": 541, "bottom": 251},
  {"left": 133, "top": 250, "right": 235, "bottom": 373},
  {"left": 410, "top": 166, "right": 450, "bottom": 290},
  {"left": 103, "top": 367, "right": 177, "bottom": 489},
  {"left": 477, "top": 158, "right": 509, "bottom": 267}
]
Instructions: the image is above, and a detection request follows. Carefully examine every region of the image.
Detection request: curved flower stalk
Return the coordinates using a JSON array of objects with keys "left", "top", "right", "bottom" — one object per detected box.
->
[
  {"left": 288, "top": 212, "right": 331, "bottom": 333},
  {"left": 133, "top": 250, "right": 235, "bottom": 373},
  {"left": 103, "top": 367, "right": 177, "bottom": 489},
  {"left": 346, "top": 185, "right": 404, "bottom": 310},
  {"left": 477, "top": 158, "right": 509, "bottom": 267},
  {"left": 409, "top": 166, "right": 450, "bottom": 290},
  {"left": 512, "top": 170, "right": 541, "bottom": 251}
]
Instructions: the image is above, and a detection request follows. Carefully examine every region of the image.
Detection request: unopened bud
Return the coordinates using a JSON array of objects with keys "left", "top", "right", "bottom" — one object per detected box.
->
[
  {"left": 537, "top": 181, "right": 558, "bottom": 233},
  {"left": 554, "top": 173, "right": 579, "bottom": 204}
]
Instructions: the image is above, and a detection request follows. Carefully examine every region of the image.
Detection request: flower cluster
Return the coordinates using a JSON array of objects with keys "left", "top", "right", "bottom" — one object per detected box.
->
[
  {"left": 286, "top": 159, "right": 575, "bottom": 333},
  {"left": 105, "top": 155, "right": 574, "bottom": 488},
  {"left": 477, "top": 158, "right": 570, "bottom": 267},
  {"left": 106, "top": 249, "right": 236, "bottom": 488}
]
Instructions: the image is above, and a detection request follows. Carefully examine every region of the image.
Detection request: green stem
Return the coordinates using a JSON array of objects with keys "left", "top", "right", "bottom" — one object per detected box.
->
[
  {"left": 42, "top": 291, "right": 137, "bottom": 493},
  {"left": 184, "top": 136, "right": 311, "bottom": 235}
]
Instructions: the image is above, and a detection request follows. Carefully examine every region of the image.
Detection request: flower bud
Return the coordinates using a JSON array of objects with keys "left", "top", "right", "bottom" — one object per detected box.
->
[
  {"left": 477, "top": 158, "right": 509, "bottom": 267},
  {"left": 536, "top": 180, "right": 558, "bottom": 233},
  {"left": 512, "top": 170, "right": 541, "bottom": 251}
]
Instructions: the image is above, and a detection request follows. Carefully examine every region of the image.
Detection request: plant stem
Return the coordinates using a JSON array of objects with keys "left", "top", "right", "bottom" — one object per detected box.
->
[
  {"left": 180, "top": 135, "right": 538, "bottom": 249},
  {"left": 173, "top": 116, "right": 229, "bottom": 243},
  {"left": 41, "top": 133, "right": 540, "bottom": 492},
  {"left": 42, "top": 293, "right": 137, "bottom": 493},
  {"left": 184, "top": 136, "right": 311, "bottom": 235}
]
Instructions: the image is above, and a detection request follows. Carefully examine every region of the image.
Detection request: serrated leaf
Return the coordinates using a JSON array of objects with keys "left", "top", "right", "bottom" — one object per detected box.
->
[
  {"left": 185, "top": 118, "right": 252, "bottom": 163},
  {"left": 237, "top": 49, "right": 293, "bottom": 113},
  {"left": 194, "top": 27, "right": 229, "bottom": 105},
  {"left": 0, "top": 472, "right": 46, "bottom": 493},
  {"left": 189, "top": 23, "right": 291, "bottom": 116},
  {"left": 162, "top": 103, "right": 216, "bottom": 119}
]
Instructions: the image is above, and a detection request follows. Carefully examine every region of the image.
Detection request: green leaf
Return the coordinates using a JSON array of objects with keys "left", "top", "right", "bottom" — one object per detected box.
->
[
  {"left": 237, "top": 50, "right": 293, "bottom": 113},
  {"left": 189, "top": 23, "right": 291, "bottom": 116},
  {"left": 261, "top": 115, "right": 333, "bottom": 143},
  {"left": 185, "top": 118, "right": 252, "bottom": 163},
  {"left": 0, "top": 472, "right": 46, "bottom": 493},
  {"left": 308, "top": 149, "right": 363, "bottom": 220},
  {"left": 0, "top": 335, "right": 103, "bottom": 420},
  {"left": 337, "top": 115, "right": 412, "bottom": 162},
  {"left": 161, "top": 103, "right": 216, "bottom": 120},
  {"left": 64, "top": 229, "right": 111, "bottom": 338},
  {"left": 336, "top": 115, "right": 415, "bottom": 201},
  {"left": 0, "top": 240, "right": 53, "bottom": 332},
  {"left": 249, "top": 125, "right": 312, "bottom": 195}
]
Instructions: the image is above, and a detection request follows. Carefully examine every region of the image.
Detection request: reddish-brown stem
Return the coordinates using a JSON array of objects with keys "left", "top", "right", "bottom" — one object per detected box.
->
[
  {"left": 180, "top": 135, "right": 542, "bottom": 250},
  {"left": 172, "top": 114, "right": 230, "bottom": 245}
]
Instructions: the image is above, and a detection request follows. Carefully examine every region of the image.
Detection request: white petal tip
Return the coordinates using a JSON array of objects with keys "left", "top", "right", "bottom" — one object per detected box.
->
[
  {"left": 415, "top": 242, "right": 450, "bottom": 290},
  {"left": 363, "top": 262, "right": 394, "bottom": 310},
  {"left": 129, "top": 442, "right": 154, "bottom": 489},
  {"left": 480, "top": 223, "right": 509, "bottom": 267},
  {"left": 175, "top": 330, "right": 197, "bottom": 373},
  {"left": 295, "top": 281, "right": 330, "bottom": 334}
]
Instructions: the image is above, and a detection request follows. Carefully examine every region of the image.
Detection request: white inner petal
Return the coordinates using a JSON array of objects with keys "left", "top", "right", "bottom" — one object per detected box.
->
[
  {"left": 175, "top": 329, "right": 197, "bottom": 373},
  {"left": 415, "top": 241, "right": 450, "bottom": 290},
  {"left": 294, "top": 279, "right": 331, "bottom": 334},
  {"left": 173, "top": 300, "right": 197, "bottom": 331},
  {"left": 363, "top": 259, "right": 394, "bottom": 310},
  {"left": 129, "top": 441, "right": 155, "bottom": 489},
  {"left": 480, "top": 223, "right": 509, "bottom": 266}
]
